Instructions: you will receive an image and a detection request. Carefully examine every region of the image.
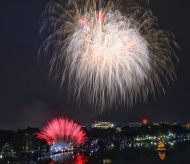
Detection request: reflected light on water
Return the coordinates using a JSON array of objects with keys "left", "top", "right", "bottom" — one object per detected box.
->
[
  {"left": 103, "top": 159, "right": 112, "bottom": 163},
  {"left": 158, "top": 151, "right": 166, "bottom": 160},
  {"left": 38, "top": 140, "right": 190, "bottom": 164},
  {"left": 75, "top": 154, "right": 89, "bottom": 164},
  {"left": 49, "top": 153, "right": 89, "bottom": 164}
]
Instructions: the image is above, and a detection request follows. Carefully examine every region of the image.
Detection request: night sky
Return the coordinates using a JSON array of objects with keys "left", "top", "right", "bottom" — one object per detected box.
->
[{"left": 0, "top": 0, "right": 190, "bottom": 130}]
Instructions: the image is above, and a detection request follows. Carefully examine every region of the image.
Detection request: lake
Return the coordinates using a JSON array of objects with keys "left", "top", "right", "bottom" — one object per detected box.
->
[{"left": 37, "top": 140, "right": 190, "bottom": 164}]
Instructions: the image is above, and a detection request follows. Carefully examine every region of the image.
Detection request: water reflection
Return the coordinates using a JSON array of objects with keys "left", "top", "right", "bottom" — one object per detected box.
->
[
  {"left": 157, "top": 141, "right": 166, "bottom": 151},
  {"left": 39, "top": 141, "right": 185, "bottom": 164},
  {"left": 4, "top": 140, "right": 188, "bottom": 163},
  {"left": 103, "top": 159, "right": 112, "bottom": 164},
  {"left": 158, "top": 151, "right": 165, "bottom": 160},
  {"left": 46, "top": 153, "right": 89, "bottom": 164}
]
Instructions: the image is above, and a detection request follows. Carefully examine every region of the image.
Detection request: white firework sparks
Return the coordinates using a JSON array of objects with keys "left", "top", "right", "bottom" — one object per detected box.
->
[{"left": 39, "top": 0, "right": 178, "bottom": 110}]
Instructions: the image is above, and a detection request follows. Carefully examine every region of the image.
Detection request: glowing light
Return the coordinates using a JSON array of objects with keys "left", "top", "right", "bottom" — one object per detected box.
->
[
  {"left": 157, "top": 141, "right": 166, "bottom": 160},
  {"left": 39, "top": 0, "right": 178, "bottom": 110},
  {"left": 75, "top": 154, "right": 89, "bottom": 164},
  {"left": 36, "top": 117, "right": 87, "bottom": 150},
  {"left": 157, "top": 141, "right": 166, "bottom": 150},
  {"left": 142, "top": 119, "right": 148, "bottom": 125},
  {"left": 158, "top": 151, "right": 166, "bottom": 160}
]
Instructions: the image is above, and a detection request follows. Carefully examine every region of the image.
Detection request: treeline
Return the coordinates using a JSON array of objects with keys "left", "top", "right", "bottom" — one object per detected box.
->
[
  {"left": 0, "top": 123, "right": 190, "bottom": 158},
  {"left": 86, "top": 123, "right": 190, "bottom": 142},
  {"left": 0, "top": 127, "right": 47, "bottom": 159}
]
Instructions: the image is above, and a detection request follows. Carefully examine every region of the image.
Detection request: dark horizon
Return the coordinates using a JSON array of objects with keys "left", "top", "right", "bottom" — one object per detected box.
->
[{"left": 0, "top": 0, "right": 190, "bottom": 130}]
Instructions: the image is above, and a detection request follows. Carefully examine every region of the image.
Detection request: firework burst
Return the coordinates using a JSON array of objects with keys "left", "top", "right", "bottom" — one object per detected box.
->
[
  {"left": 39, "top": 0, "right": 178, "bottom": 110},
  {"left": 36, "top": 117, "right": 87, "bottom": 150}
]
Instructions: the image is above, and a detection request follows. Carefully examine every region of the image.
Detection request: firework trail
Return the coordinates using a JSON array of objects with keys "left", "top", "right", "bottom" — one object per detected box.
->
[
  {"left": 36, "top": 117, "right": 87, "bottom": 150},
  {"left": 39, "top": 0, "right": 178, "bottom": 110}
]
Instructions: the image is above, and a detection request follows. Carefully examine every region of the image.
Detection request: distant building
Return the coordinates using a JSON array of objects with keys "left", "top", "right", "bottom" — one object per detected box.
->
[
  {"left": 182, "top": 123, "right": 190, "bottom": 129},
  {"left": 187, "top": 123, "right": 190, "bottom": 129},
  {"left": 153, "top": 121, "right": 169, "bottom": 126},
  {"left": 127, "top": 121, "right": 142, "bottom": 127},
  {"left": 91, "top": 121, "right": 114, "bottom": 129}
]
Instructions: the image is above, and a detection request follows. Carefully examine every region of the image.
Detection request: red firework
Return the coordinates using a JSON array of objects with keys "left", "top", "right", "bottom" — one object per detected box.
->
[
  {"left": 95, "top": 10, "right": 105, "bottom": 24},
  {"left": 78, "top": 10, "right": 105, "bottom": 26},
  {"left": 78, "top": 16, "right": 87, "bottom": 26},
  {"left": 36, "top": 117, "right": 87, "bottom": 146}
]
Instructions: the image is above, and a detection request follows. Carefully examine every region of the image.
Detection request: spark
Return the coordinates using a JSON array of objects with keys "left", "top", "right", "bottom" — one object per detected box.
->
[
  {"left": 36, "top": 117, "right": 87, "bottom": 150},
  {"left": 39, "top": 0, "right": 178, "bottom": 110}
]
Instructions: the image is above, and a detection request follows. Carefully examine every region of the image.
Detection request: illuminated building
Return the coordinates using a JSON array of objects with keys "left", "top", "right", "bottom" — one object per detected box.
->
[
  {"left": 91, "top": 121, "right": 114, "bottom": 129},
  {"left": 182, "top": 123, "right": 190, "bottom": 129},
  {"left": 153, "top": 121, "right": 168, "bottom": 126},
  {"left": 127, "top": 121, "right": 142, "bottom": 127},
  {"left": 157, "top": 141, "right": 166, "bottom": 160},
  {"left": 157, "top": 141, "right": 166, "bottom": 151}
]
